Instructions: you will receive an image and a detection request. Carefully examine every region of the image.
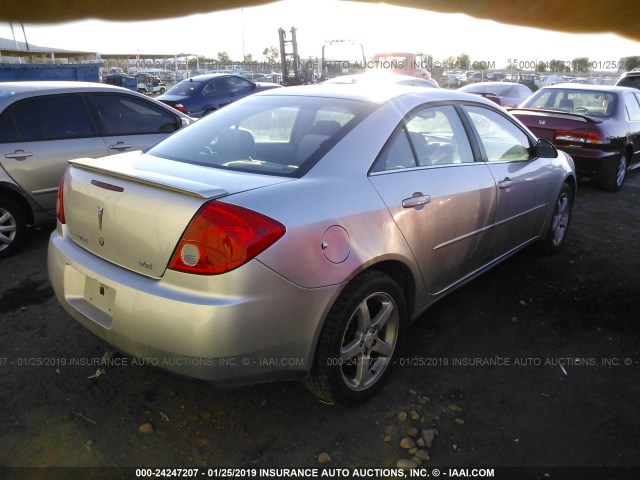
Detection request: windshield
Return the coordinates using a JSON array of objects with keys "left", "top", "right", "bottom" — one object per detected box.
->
[
  {"left": 165, "top": 79, "right": 204, "bottom": 96},
  {"left": 149, "top": 95, "right": 375, "bottom": 177},
  {"left": 519, "top": 88, "right": 617, "bottom": 117}
]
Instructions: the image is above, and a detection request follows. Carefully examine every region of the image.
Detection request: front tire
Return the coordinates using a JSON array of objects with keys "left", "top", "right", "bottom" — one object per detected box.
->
[
  {"left": 0, "top": 195, "right": 27, "bottom": 259},
  {"left": 602, "top": 153, "right": 627, "bottom": 192},
  {"left": 539, "top": 183, "right": 573, "bottom": 254},
  {"left": 304, "top": 271, "right": 406, "bottom": 405}
]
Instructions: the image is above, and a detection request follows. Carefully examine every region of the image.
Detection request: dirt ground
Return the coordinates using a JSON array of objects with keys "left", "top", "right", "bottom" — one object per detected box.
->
[{"left": 1, "top": 174, "right": 639, "bottom": 480}]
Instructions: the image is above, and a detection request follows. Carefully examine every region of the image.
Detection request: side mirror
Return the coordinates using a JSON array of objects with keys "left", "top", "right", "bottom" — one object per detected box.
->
[{"left": 535, "top": 138, "right": 558, "bottom": 158}]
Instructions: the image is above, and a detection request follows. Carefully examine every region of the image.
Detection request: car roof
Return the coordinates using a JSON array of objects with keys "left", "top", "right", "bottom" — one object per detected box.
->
[
  {"left": 0, "top": 81, "right": 139, "bottom": 104},
  {"left": 253, "top": 83, "right": 500, "bottom": 106},
  {"left": 181, "top": 73, "right": 247, "bottom": 82},
  {"left": 461, "top": 81, "right": 522, "bottom": 87},
  {"left": 538, "top": 83, "right": 636, "bottom": 94},
  {"left": 323, "top": 73, "right": 429, "bottom": 84}
]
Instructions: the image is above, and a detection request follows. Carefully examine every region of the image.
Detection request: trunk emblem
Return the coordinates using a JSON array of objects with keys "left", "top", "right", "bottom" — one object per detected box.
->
[
  {"left": 97, "top": 207, "right": 104, "bottom": 230},
  {"left": 539, "top": 120, "right": 546, "bottom": 125}
]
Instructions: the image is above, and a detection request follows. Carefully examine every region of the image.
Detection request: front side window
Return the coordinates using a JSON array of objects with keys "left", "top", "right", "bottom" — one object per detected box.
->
[
  {"left": 0, "top": 95, "right": 93, "bottom": 142},
  {"left": 91, "top": 94, "right": 179, "bottom": 136},
  {"left": 463, "top": 105, "right": 532, "bottom": 162}
]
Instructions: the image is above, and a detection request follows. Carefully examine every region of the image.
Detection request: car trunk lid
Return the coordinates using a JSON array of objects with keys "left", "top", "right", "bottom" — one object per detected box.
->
[{"left": 63, "top": 151, "right": 291, "bottom": 278}]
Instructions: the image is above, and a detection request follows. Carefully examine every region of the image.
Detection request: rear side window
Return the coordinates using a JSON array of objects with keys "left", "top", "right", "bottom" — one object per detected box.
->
[
  {"left": 0, "top": 94, "right": 93, "bottom": 142},
  {"left": 91, "top": 94, "right": 179, "bottom": 136},
  {"left": 224, "top": 76, "right": 254, "bottom": 93},
  {"left": 372, "top": 104, "right": 474, "bottom": 172}
]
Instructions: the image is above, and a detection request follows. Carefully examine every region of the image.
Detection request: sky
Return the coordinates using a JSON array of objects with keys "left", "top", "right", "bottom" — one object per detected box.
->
[{"left": 1, "top": 0, "right": 640, "bottom": 71}]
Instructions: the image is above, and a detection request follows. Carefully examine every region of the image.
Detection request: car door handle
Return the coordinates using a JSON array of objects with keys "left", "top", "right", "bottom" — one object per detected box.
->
[
  {"left": 498, "top": 178, "right": 515, "bottom": 190},
  {"left": 5, "top": 150, "right": 33, "bottom": 159},
  {"left": 402, "top": 193, "right": 431, "bottom": 209},
  {"left": 109, "top": 142, "right": 133, "bottom": 150}
]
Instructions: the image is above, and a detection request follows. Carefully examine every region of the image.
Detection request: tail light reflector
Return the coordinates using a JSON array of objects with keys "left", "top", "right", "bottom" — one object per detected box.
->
[
  {"left": 56, "top": 175, "right": 66, "bottom": 224},
  {"left": 168, "top": 201, "right": 285, "bottom": 275}
]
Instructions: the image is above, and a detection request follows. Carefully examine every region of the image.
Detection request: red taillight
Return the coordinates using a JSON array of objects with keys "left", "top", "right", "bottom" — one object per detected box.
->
[
  {"left": 555, "top": 129, "right": 609, "bottom": 144},
  {"left": 168, "top": 201, "right": 286, "bottom": 275},
  {"left": 173, "top": 103, "right": 188, "bottom": 114},
  {"left": 56, "top": 175, "right": 66, "bottom": 224}
]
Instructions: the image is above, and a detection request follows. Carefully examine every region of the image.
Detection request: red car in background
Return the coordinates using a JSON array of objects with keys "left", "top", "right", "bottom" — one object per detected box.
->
[{"left": 511, "top": 84, "right": 640, "bottom": 191}]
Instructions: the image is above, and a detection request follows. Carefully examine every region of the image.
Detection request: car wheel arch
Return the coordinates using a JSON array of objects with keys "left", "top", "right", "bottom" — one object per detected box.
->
[
  {"left": 304, "top": 259, "right": 417, "bottom": 373},
  {"left": 624, "top": 145, "right": 634, "bottom": 167},
  {"left": 303, "top": 268, "right": 409, "bottom": 404},
  {"left": 0, "top": 185, "right": 34, "bottom": 225},
  {"left": 0, "top": 192, "right": 29, "bottom": 258}
]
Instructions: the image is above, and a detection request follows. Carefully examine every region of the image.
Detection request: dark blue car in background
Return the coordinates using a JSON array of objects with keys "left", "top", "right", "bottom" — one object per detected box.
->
[{"left": 157, "top": 73, "right": 282, "bottom": 117}]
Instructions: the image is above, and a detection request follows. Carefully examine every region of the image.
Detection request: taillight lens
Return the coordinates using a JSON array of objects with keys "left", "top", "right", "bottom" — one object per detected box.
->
[
  {"left": 56, "top": 175, "right": 66, "bottom": 224},
  {"left": 555, "top": 129, "right": 610, "bottom": 144},
  {"left": 173, "top": 103, "right": 188, "bottom": 114},
  {"left": 168, "top": 201, "right": 286, "bottom": 275}
]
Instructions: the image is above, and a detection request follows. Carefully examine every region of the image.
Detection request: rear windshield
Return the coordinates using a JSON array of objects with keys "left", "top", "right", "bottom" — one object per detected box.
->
[
  {"left": 148, "top": 95, "right": 375, "bottom": 177},
  {"left": 165, "top": 79, "right": 204, "bottom": 95},
  {"left": 519, "top": 88, "right": 617, "bottom": 117},
  {"left": 617, "top": 75, "right": 640, "bottom": 90}
]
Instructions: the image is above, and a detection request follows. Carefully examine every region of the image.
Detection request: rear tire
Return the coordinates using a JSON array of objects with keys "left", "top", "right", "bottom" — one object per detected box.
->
[
  {"left": 0, "top": 195, "right": 27, "bottom": 259},
  {"left": 539, "top": 183, "right": 573, "bottom": 254},
  {"left": 304, "top": 271, "right": 406, "bottom": 405},
  {"left": 602, "top": 153, "right": 627, "bottom": 192}
]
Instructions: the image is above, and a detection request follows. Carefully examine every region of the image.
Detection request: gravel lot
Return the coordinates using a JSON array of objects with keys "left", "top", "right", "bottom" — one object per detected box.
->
[{"left": 1, "top": 174, "right": 639, "bottom": 479}]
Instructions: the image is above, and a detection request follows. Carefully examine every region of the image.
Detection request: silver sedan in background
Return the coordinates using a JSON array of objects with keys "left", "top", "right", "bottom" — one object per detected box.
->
[
  {"left": 458, "top": 81, "right": 533, "bottom": 108},
  {"left": 48, "top": 85, "right": 576, "bottom": 405},
  {"left": 0, "top": 82, "right": 194, "bottom": 258}
]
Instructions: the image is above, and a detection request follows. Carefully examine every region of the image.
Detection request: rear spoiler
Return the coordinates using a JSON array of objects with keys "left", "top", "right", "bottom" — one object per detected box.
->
[
  {"left": 69, "top": 158, "right": 229, "bottom": 199},
  {"left": 508, "top": 108, "right": 601, "bottom": 123}
]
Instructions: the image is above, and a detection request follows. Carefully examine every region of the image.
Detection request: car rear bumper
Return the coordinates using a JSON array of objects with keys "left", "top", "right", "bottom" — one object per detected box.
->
[
  {"left": 48, "top": 225, "right": 340, "bottom": 385},
  {"left": 558, "top": 146, "right": 620, "bottom": 178}
]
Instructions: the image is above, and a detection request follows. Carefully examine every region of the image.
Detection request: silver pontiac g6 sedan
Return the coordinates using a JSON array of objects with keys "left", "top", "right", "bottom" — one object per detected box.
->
[{"left": 48, "top": 85, "right": 576, "bottom": 405}]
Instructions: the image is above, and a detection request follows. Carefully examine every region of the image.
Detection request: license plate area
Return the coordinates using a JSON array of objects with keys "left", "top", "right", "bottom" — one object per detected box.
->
[
  {"left": 64, "top": 265, "right": 115, "bottom": 329},
  {"left": 84, "top": 277, "right": 115, "bottom": 316}
]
